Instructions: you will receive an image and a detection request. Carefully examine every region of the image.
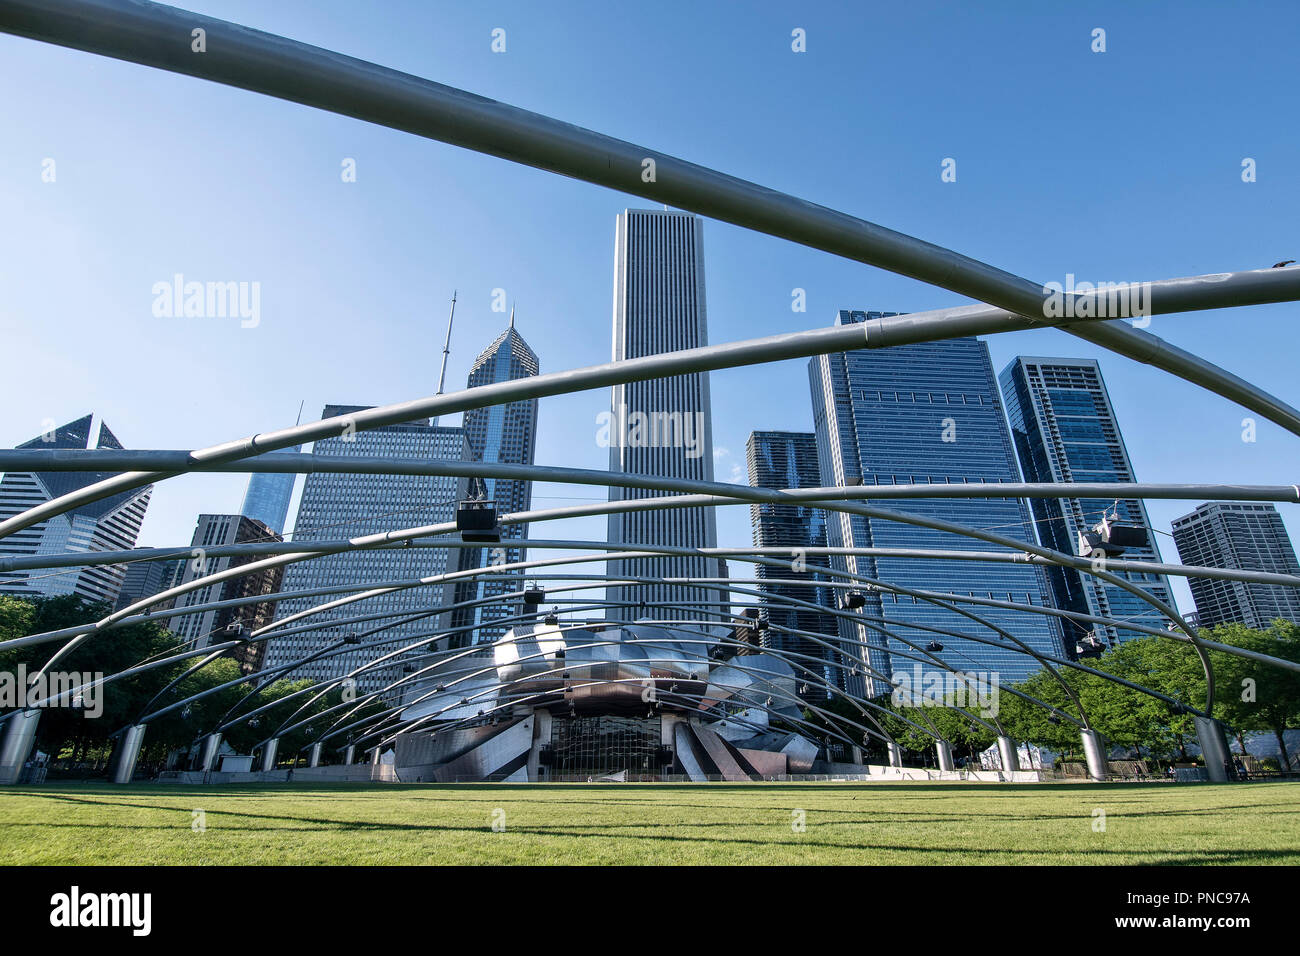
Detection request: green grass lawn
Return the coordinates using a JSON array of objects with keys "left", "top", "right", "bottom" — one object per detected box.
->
[{"left": 2, "top": 781, "right": 1298, "bottom": 865}]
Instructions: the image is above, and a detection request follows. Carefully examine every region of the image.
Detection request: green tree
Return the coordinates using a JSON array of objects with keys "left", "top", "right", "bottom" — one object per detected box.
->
[
  {"left": 1205, "top": 621, "right": 1300, "bottom": 769},
  {"left": 997, "top": 667, "right": 1082, "bottom": 753},
  {"left": 0, "top": 595, "right": 368, "bottom": 770}
]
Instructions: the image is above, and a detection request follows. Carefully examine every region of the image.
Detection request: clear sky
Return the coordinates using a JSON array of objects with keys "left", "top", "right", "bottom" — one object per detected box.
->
[{"left": 2, "top": 0, "right": 1298, "bottom": 616}]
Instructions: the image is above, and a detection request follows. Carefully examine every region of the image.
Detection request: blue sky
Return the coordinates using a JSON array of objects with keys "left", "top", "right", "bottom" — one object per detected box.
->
[{"left": 2, "top": 0, "right": 1298, "bottom": 615}]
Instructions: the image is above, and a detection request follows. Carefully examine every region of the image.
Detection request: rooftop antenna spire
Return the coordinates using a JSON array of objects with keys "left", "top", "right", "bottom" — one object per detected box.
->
[
  {"left": 433, "top": 290, "right": 456, "bottom": 426},
  {"left": 509, "top": 301, "right": 515, "bottom": 329}
]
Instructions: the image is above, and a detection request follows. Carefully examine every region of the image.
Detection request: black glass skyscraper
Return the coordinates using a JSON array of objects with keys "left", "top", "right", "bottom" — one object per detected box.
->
[
  {"left": 809, "top": 313, "right": 1063, "bottom": 697},
  {"left": 746, "top": 431, "right": 840, "bottom": 699},
  {"left": 1000, "top": 356, "right": 1173, "bottom": 649}
]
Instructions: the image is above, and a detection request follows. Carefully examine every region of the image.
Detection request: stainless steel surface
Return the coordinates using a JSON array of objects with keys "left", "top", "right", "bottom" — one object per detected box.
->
[
  {"left": 780, "top": 733, "right": 820, "bottom": 774},
  {"left": 431, "top": 716, "right": 533, "bottom": 782},
  {"left": 110, "top": 724, "right": 146, "bottom": 784},
  {"left": 934, "top": 740, "right": 955, "bottom": 773},
  {"left": 197, "top": 732, "right": 222, "bottom": 773},
  {"left": 1080, "top": 729, "right": 1109, "bottom": 782},
  {"left": 997, "top": 735, "right": 1021, "bottom": 773},
  {"left": 1195, "top": 715, "right": 1231, "bottom": 783},
  {"left": 260, "top": 737, "right": 279, "bottom": 773},
  {"left": 0, "top": 710, "right": 41, "bottom": 785},
  {"left": 886, "top": 741, "right": 904, "bottom": 769}
]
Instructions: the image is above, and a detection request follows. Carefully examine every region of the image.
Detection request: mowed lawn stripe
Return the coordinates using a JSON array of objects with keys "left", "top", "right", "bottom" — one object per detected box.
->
[{"left": 1, "top": 781, "right": 1297, "bottom": 865}]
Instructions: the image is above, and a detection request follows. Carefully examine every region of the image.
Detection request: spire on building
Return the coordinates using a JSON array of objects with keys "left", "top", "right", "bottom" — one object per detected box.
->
[{"left": 433, "top": 290, "right": 457, "bottom": 427}]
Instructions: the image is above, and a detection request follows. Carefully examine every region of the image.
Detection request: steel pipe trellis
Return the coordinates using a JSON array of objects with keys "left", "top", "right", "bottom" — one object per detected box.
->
[{"left": 0, "top": 0, "right": 1295, "bottom": 774}]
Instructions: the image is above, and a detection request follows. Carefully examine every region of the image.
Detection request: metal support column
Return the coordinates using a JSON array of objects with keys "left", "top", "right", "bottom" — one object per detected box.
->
[
  {"left": 886, "top": 741, "right": 904, "bottom": 768},
  {"left": 0, "top": 709, "right": 41, "bottom": 785},
  {"left": 997, "top": 735, "right": 1021, "bottom": 773},
  {"left": 1195, "top": 715, "right": 1231, "bottom": 782},
  {"left": 111, "top": 724, "right": 147, "bottom": 784},
  {"left": 261, "top": 737, "right": 279, "bottom": 772},
  {"left": 1081, "top": 729, "right": 1109, "bottom": 782},
  {"left": 198, "top": 732, "right": 222, "bottom": 772},
  {"left": 935, "top": 740, "right": 955, "bottom": 772}
]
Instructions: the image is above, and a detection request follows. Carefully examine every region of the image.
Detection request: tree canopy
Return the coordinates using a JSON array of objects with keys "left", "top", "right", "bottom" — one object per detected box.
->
[{"left": 0, "top": 595, "right": 385, "bottom": 770}]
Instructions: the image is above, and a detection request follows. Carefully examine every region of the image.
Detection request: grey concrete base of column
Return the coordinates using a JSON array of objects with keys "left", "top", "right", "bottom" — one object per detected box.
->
[
  {"left": 308, "top": 742, "right": 323, "bottom": 768},
  {"left": 0, "top": 709, "right": 42, "bottom": 785},
  {"left": 111, "top": 724, "right": 147, "bottom": 784},
  {"left": 935, "top": 740, "right": 955, "bottom": 772},
  {"left": 1081, "top": 728, "right": 1108, "bottom": 781},
  {"left": 343, "top": 744, "right": 356, "bottom": 765},
  {"left": 1195, "top": 715, "right": 1231, "bottom": 782},
  {"left": 997, "top": 735, "right": 1020, "bottom": 772}
]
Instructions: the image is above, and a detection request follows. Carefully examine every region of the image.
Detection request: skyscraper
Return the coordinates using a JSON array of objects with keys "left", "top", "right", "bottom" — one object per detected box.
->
[
  {"left": 449, "top": 315, "right": 540, "bottom": 646},
  {"left": 239, "top": 469, "right": 297, "bottom": 537},
  {"left": 809, "top": 313, "right": 1063, "bottom": 697},
  {"left": 169, "top": 514, "right": 285, "bottom": 673},
  {"left": 605, "top": 209, "right": 726, "bottom": 631},
  {"left": 238, "top": 407, "right": 304, "bottom": 536},
  {"left": 263, "top": 406, "right": 466, "bottom": 695},
  {"left": 1000, "top": 357, "right": 1174, "bottom": 648},
  {"left": 1171, "top": 502, "right": 1300, "bottom": 629},
  {"left": 745, "top": 431, "right": 840, "bottom": 699},
  {"left": 113, "top": 557, "right": 185, "bottom": 613},
  {"left": 0, "top": 414, "right": 152, "bottom": 605}
]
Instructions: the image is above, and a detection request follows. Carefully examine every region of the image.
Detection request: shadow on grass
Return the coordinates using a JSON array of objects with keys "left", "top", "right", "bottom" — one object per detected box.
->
[
  {"left": 3, "top": 815, "right": 1297, "bottom": 866},
  {"left": 5, "top": 788, "right": 1298, "bottom": 861}
]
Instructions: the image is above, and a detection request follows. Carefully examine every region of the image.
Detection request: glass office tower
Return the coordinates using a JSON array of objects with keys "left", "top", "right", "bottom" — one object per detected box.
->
[
  {"left": 449, "top": 319, "right": 540, "bottom": 646},
  {"left": 1001, "top": 357, "right": 1173, "bottom": 648},
  {"left": 264, "top": 406, "right": 466, "bottom": 696},
  {"left": 746, "top": 431, "right": 841, "bottom": 699},
  {"left": 810, "top": 314, "right": 1063, "bottom": 697},
  {"left": 239, "top": 468, "right": 297, "bottom": 536}
]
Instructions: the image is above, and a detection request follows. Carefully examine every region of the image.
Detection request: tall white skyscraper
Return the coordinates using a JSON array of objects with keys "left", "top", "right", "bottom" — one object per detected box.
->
[
  {"left": 0, "top": 414, "right": 152, "bottom": 605},
  {"left": 605, "top": 209, "right": 725, "bottom": 630}
]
